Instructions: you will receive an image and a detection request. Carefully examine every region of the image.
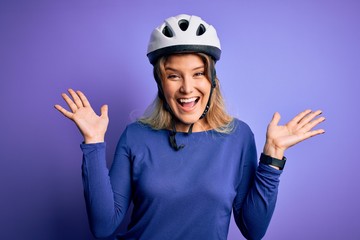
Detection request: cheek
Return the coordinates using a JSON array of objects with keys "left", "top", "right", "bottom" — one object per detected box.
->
[
  {"left": 161, "top": 82, "right": 177, "bottom": 100},
  {"left": 198, "top": 80, "right": 212, "bottom": 95}
]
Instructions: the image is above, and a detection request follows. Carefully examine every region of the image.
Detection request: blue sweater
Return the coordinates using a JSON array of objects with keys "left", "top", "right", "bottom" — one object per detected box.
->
[{"left": 81, "top": 119, "right": 282, "bottom": 240}]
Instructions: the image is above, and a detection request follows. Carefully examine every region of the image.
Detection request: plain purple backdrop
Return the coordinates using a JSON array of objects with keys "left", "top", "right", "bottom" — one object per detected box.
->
[{"left": 1, "top": 0, "right": 359, "bottom": 239}]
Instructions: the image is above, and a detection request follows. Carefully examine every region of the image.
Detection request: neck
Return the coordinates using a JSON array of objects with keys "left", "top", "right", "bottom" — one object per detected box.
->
[{"left": 174, "top": 118, "right": 210, "bottom": 133}]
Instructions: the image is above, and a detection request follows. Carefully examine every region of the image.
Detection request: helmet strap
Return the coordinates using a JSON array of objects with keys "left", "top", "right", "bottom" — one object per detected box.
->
[
  {"left": 200, "top": 67, "right": 216, "bottom": 119},
  {"left": 169, "top": 119, "right": 194, "bottom": 151}
]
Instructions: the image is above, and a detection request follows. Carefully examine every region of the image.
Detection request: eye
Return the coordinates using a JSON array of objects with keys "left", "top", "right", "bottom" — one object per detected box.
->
[
  {"left": 167, "top": 74, "right": 180, "bottom": 80},
  {"left": 194, "top": 72, "right": 205, "bottom": 77}
]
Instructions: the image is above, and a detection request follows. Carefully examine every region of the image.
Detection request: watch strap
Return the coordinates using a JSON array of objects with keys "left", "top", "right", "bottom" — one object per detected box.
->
[{"left": 260, "top": 153, "right": 287, "bottom": 170}]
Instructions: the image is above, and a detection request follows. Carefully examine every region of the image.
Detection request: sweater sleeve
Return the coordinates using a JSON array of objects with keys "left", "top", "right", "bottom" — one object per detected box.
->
[
  {"left": 81, "top": 130, "right": 132, "bottom": 238},
  {"left": 233, "top": 133, "right": 282, "bottom": 240}
]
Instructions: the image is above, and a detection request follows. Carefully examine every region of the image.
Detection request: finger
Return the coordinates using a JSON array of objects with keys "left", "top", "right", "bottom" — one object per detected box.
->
[
  {"left": 291, "top": 128, "right": 325, "bottom": 146},
  {"left": 100, "top": 104, "right": 108, "bottom": 118},
  {"left": 303, "top": 128, "right": 326, "bottom": 139},
  {"left": 269, "top": 112, "right": 281, "bottom": 126},
  {"left": 61, "top": 92, "right": 78, "bottom": 112},
  {"left": 298, "top": 110, "right": 323, "bottom": 129},
  {"left": 68, "top": 89, "right": 84, "bottom": 108},
  {"left": 76, "top": 90, "right": 91, "bottom": 108},
  {"left": 54, "top": 104, "right": 74, "bottom": 119},
  {"left": 301, "top": 116, "right": 326, "bottom": 132},
  {"left": 288, "top": 109, "right": 312, "bottom": 126}
]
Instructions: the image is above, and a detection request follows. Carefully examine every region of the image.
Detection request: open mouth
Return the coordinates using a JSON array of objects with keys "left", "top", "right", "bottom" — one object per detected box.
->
[{"left": 177, "top": 97, "right": 200, "bottom": 108}]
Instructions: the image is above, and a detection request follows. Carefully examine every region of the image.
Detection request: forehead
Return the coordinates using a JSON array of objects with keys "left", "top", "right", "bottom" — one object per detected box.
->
[{"left": 164, "top": 53, "right": 205, "bottom": 69}]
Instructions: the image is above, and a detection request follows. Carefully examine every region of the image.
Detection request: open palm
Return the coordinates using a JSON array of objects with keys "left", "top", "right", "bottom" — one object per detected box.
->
[
  {"left": 264, "top": 110, "right": 325, "bottom": 158},
  {"left": 54, "top": 89, "right": 109, "bottom": 143}
]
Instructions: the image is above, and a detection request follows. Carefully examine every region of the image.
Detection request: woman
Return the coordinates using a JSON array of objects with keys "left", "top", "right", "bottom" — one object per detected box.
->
[{"left": 55, "top": 14, "right": 325, "bottom": 240}]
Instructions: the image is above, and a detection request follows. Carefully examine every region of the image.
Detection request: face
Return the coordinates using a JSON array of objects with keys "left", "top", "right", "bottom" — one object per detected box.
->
[{"left": 161, "top": 54, "right": 211, "bottom": 132}]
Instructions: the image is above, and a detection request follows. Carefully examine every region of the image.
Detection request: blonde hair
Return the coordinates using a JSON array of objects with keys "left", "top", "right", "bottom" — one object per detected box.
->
[{"left": 139, "top": 53, "right": 234, "bottom": 133}]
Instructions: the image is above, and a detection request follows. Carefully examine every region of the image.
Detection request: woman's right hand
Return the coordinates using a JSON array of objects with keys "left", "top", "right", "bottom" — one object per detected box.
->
[{"left": 54, "top": 89, "right": 109, "bottom": 144}]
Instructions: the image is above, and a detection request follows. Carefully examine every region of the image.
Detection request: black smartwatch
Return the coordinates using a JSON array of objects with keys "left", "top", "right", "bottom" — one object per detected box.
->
[{"left": 260, "top": 153, "right": 287, "bottom": 170}]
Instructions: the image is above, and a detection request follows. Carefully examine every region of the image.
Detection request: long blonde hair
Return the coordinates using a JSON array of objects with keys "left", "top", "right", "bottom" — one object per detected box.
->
[{"left": 139, "top": 53, "right": 233, "bottom": 133}]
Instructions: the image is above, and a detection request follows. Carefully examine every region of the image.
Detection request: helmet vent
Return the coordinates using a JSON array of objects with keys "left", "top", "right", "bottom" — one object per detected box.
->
[
  {"left": 196, "top": 24, "right": 206, "bottom": 36},
  {"left": 178, "top": 19, "right": 189, "bottom": 31},
  {"left": 162, "top": 26, "right": 173, "bottom": 37}
]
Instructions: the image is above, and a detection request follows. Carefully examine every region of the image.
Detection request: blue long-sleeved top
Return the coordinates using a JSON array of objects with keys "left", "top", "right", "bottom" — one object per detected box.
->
[{"left": 81, "top": 119, "right": 282, "bottom": 240}]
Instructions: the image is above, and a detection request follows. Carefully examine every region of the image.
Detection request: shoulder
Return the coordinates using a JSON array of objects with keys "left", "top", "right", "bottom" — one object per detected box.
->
[
  {"left": 125, "top": 121, "right": 154, "bottom": 133},
  {"left": 119, "top": 121, "right": 166, "bottom": 145},
  {"left": 116, "top": 121, "right": 170, "bottom": 155},
  {"left": 208, "top": 118, "right": 254, "bottom": 148},
  {"left": 230, "top": 118, "right": 254, "bottom": 137},
  {"left": 230, "top": 118, "right": 257, "bottom": 156},
  {"left": 121, "top": 121, "right": 160, "bottom": 140}
]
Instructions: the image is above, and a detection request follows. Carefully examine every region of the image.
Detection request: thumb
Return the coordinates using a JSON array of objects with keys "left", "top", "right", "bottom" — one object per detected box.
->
[
  {"left": 100, "top": 104, "right": 108, "bottom": 118},
  {"left": 269, "top": 112, "right": 281, "bottom": 126}
]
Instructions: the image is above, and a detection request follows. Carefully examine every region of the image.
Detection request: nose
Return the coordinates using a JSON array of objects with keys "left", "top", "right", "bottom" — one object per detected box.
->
[{"left": 179, "top": 75, "right": 194, "bottom": 94}]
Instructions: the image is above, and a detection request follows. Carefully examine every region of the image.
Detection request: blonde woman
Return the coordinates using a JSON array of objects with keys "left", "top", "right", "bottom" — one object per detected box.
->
[{"left": 55, "top": 14, "right": 325, "bottom": 240}]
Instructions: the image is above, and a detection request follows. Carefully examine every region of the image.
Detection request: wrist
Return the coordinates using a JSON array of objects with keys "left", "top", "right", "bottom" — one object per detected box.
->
[
  {"left": 84, "top": 135, "right": 105, "bottom": 144},
  {"left": 263, "top": 141, "right": 285, "bottom": 159}
]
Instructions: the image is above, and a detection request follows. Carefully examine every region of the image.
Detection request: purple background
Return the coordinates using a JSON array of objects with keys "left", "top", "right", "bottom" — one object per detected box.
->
[{"left": 1, "top": 0, "right": 359, "bottom": 239}]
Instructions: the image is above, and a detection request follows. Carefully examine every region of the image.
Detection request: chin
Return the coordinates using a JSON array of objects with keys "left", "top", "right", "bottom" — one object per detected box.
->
[
  {"left": 174, "top": 112, "right": 203, "bottom": 126},
  {"left": 178, "top": 117, "right": 198, "bottom": 125}
]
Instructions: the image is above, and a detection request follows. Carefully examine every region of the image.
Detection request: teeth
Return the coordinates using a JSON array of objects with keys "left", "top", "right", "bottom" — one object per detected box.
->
[{"left": 179, "top": 97, "right": 197, "bottom": 103}]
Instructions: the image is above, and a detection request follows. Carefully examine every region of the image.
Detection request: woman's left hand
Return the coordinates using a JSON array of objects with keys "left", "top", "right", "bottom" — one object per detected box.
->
[{"left": 263, "top": 109, "right": 325, "bottom": 160}]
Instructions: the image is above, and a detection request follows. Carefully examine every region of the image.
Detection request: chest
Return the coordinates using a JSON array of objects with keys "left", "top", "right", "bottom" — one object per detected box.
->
[{"left": 129, "top": 134, "right": 244, "bottom": 208}]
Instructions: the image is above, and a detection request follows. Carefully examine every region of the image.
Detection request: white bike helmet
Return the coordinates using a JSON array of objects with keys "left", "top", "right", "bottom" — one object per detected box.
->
[{"left": 147, "top": 14, "right": 221, "bottom": 65}]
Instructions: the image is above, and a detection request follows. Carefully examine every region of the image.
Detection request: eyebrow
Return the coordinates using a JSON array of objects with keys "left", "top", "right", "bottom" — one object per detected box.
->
[{"left": 165, "top": 65, "right": 205, "bottom": 71}]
